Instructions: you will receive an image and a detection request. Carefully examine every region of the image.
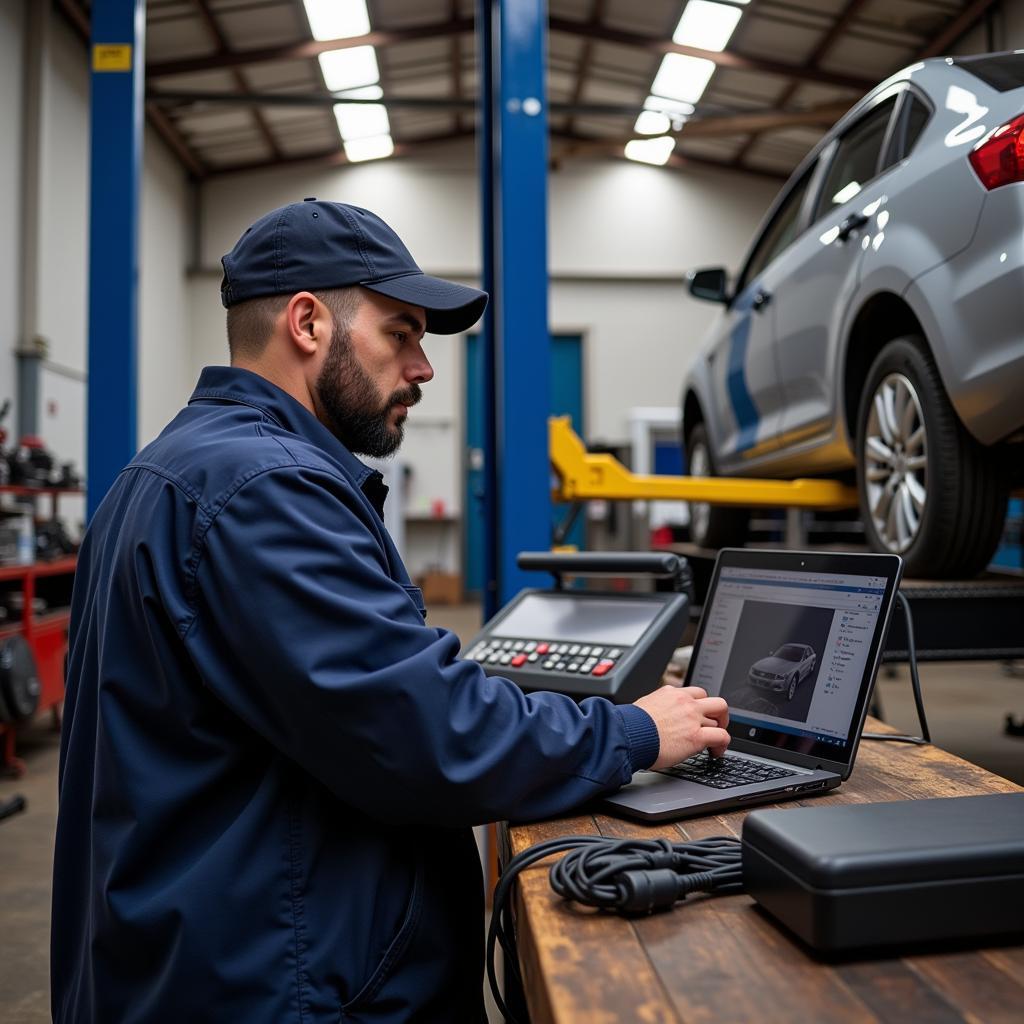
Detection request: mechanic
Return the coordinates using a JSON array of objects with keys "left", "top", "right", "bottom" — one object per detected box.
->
[{"left": 51, "top": 199, "right": 731, "bottom": 1023}]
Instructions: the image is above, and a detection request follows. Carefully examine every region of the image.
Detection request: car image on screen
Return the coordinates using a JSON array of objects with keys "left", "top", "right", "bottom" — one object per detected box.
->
[{"left": 748, "top": 643, "right": 818, "bottom": 702}]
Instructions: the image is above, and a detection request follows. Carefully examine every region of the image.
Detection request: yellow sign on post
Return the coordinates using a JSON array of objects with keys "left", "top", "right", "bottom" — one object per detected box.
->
[{"left": 92, "top": 44, "right": 133, "bottom": 72}]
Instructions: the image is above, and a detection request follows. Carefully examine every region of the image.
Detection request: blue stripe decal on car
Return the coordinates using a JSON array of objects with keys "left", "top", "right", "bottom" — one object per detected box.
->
[{"left": 727, "top": 287, "right": 760, "bottom": 452}]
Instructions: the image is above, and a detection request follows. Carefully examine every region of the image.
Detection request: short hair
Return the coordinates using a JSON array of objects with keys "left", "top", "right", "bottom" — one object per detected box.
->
[{"left": 226, "top": 287, "right": 363, "bottom": 360}]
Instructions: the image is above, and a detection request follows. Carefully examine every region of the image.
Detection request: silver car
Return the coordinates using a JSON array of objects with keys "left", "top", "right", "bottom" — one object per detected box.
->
[
  {"left": 748, "top": 643, "right": 817, "bottom": 701},
  {"left": 682, "top": 52, "right": 1024, "bottom": 577}
]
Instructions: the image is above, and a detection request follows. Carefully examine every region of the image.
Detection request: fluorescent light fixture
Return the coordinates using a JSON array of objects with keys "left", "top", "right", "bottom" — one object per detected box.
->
[
  {"left": 673, "top": 1, "right": 743, "bottom": 52},
  {"left": 644, "top": 94, "right": 695, "bottom": 117},
  {"left": 344, "top": 134, "right": 395, "bottom": 162},
  {"left": 832, "top": 180, "right": 861, "bottom": 205},
  {"left": 624, "top": 137, "right": 676, "bottom": 166},
  {"left": 334, "top": 102, "right": 390, "bottom": 141},
  {"left": 334, "top": 84, "right": 384, "bottom": 101},
  {"left": 634, "top": 110, "right": 671, "bottom": 135},
  {"left": 303, "top": 0, "right": 370, "bottom": 41},
  {"left": 651, "top": 53, "right": 716, "bottom": 105},
  {"left": 319, "top": 46, "right": 379, "bottom": 92}
]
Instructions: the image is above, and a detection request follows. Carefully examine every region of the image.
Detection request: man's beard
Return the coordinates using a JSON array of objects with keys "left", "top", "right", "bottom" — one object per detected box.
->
[{"left": 315, "top": 323, "right": 421, "bottom": 457}]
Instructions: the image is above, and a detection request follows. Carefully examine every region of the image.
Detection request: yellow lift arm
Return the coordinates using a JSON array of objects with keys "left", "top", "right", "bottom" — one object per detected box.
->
[{"left": 549, "top": 416, "right": 858, "bottom": 510}]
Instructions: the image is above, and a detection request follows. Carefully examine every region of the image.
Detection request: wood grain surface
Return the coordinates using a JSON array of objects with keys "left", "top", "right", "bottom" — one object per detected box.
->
[{"left": 504, "top": 720, "right": 1023, "bottom": 1024}]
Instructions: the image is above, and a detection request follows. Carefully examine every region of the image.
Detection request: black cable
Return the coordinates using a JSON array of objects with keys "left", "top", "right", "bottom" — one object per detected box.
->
[
  {"left": 488, "top": 834, "right": 743, "bottom": 1023},
  {"left": 863, "top": 589, "right": 932, "bottom": 745}
]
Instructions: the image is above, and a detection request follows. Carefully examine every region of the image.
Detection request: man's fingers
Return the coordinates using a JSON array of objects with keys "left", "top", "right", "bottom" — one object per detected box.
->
[
  {"left": 697, "top": 696, "right": 729, "bottom": 728},
  {"left": 700, "top": 726, "right": 731, "bottom": 757},
  {"left": 686, "top": 686, "right": 708, "bottom": 700}
]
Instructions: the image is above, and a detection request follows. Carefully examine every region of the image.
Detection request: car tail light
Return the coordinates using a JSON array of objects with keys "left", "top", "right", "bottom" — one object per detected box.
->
[{"left": 969, "top": 112, "right": 1024, "bottom": 189}]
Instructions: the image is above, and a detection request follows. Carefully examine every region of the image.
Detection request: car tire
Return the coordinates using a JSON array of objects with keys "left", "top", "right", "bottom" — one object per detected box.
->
[
  {"left": 855, "top": 336, "right": 1009, "bottom": 578},
  {"left": 684, "top": 423, "right": 749, "bottom": 549},
  {"left": 787, "top": 674, "right": 797, "bottom": 701}
]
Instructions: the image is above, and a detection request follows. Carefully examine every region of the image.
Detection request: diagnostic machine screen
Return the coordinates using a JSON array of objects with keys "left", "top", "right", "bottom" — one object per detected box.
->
[
  {"left": 689, "top": 567, "right": 887, "bottom": 747},
  {"left": 492, "top": 594, "right": 664, "bottom": 647}
]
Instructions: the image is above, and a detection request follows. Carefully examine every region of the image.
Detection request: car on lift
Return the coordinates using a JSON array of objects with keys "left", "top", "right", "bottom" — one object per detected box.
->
[
  {"left": 681, "top": 51, "right": 1024, "bottom": 577},
  {"left": 748, "top": 643, "right": 817, "bottom": 701}
]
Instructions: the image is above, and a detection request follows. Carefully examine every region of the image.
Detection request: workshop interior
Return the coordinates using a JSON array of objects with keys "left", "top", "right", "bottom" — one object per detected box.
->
[{"left": 2, "top": 0, "right": 1023, "bottom": 1021}]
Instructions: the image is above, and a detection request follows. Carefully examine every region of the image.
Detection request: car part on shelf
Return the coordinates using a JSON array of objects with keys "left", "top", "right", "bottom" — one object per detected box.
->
[{"left": 0, "top": 636, "right": 41, "bottom": 723}]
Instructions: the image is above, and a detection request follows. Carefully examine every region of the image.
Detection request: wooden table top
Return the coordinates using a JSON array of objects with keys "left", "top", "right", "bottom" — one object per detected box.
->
[{"left": 504, "top": 721, "right": 1023, "bottom": 1024}]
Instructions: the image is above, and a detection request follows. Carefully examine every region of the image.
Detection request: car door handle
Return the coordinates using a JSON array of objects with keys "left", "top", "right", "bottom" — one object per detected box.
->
[
  {"left": 752, "top": 289, "right": 772, "bottom": 312},
  {"left": 837, "top": 212, "right": 869, "bottom": 241}
]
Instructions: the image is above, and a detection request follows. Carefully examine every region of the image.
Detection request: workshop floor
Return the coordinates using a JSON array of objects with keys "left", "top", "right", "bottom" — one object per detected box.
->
[{"left": 2, "top": 602, "right": 1021, "bottom": 1022}]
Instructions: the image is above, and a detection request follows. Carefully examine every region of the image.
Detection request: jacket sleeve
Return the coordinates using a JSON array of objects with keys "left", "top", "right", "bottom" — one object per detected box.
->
[{"left": 183, "top": 464, "right": 660, "bottom": 826}]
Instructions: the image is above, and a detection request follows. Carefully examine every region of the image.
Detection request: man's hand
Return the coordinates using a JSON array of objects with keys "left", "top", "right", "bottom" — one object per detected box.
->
[{"left": 633, "top": 686, "right": 730, "bottom": 770}]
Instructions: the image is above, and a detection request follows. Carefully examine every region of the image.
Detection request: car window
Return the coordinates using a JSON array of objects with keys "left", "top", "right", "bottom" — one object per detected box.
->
[
  {"left": 776, "top": 645, "right": 804, "bottom": 661},
  {"left": 902, "top": 96, "right": 930, "bottom": 154},
  {"left": 885, "top": 93, "right": 930, "bottom": 166},
  {"left": 737, "top": 163, "right": 815, "bottom": 293},
  {"left": 953, "top": 52, "right": 1024, "bottom": 92},
  {"left": 815, "top": 96, "right": 898, "bottom": 218}
]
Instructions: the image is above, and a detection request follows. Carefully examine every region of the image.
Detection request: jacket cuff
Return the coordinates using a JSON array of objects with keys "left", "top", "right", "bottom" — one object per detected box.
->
[{"left": 615, "top": 704, "right": 660, "bottom": 772}]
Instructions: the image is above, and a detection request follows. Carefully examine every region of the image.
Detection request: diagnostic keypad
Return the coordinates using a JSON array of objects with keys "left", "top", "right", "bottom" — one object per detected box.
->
[{"left": 465, "top": 638, "right": 624, "bottom": 677}]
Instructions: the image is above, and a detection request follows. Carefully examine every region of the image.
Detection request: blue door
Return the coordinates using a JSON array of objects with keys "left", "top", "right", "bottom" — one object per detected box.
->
[{"left": 464, "top": 334, "right": 584, "bottom": 596}]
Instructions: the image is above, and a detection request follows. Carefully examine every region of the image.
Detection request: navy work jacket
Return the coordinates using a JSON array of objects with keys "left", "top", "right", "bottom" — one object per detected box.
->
[{"left": 52, "top": 366, "right": 659, "bottom": 1023}]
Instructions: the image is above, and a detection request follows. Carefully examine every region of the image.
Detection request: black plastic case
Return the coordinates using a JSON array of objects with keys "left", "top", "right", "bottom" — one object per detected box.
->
[{"left": 742, "top": 793, "right": 1024, "bottom": 952}]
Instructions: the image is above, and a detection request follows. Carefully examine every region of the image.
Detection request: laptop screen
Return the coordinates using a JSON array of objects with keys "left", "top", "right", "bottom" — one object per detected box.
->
[{"left": 686, "top": 555, "right": 899, "bottom": 765}]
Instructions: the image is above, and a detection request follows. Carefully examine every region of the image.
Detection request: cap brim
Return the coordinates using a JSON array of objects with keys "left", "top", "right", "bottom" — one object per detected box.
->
[{"left": 362, "top": 273, "right": 488, "bottom": 334}]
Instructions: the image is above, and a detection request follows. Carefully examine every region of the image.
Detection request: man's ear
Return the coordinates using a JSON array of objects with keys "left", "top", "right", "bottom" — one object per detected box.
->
[{"left": 285, "top": 292, "right": 329, "bottom": 356}]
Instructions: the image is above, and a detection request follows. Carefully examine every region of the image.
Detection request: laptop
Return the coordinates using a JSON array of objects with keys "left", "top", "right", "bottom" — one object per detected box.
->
[{"left": 602, "top": 548, "right": 903, "bottom": 822}]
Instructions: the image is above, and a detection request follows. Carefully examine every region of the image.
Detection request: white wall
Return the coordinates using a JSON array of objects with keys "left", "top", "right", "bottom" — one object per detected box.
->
[
  {"left": 139, "top": 134, "right": 193, "bottom": 445},
  {"left": 0, "top": 0, "right": 25, "bottom": 437},
  {"left": 0, "top": 1, "right": 193, "bottom": 533}
]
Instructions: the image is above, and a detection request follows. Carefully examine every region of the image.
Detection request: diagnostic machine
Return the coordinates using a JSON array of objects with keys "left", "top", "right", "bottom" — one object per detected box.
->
[{"left": 463, "top": 552, "right": 691, "bottom": 704}]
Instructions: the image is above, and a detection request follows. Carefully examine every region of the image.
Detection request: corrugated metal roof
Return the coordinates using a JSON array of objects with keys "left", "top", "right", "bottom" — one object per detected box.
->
[{"left": 61, "top": 0, "right": 996, "bottom": 181}]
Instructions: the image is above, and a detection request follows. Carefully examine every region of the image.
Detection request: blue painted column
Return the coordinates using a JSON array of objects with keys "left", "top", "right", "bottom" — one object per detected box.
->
[
  {"left": 87, "top": 1, "right": 145, "bottom": 518},
  {"left": 478, "top": 0, "right": 551, "bottom": 616}
]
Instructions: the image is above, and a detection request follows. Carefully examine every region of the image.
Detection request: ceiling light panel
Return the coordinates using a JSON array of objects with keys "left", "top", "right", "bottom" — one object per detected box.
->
[
  {"left": 624, "top": 137, "right": 676, "bottom": 166},
  {"left": 303, "top": 0, "right": 370, "bottom": 41},
  {"left": 673, "top": 1, "right": 743, "bottom": 52},
  {"left": 319, "top": 46, "right": 380, "bottom": 92},
  {"left": 650, "top": 53, "right": 716, "bottom": 106},
  {"left": 344, "top": 135, "right": 395, "bottom": 162},
  {"left": 634, "top": 110, "right": 671, "bottom": 135},
  {"left": 334, "top": 103, "right": 390, "bottom": 141},
  {"left": 644, "top": 95, "right": 695, "bottom": 118}
]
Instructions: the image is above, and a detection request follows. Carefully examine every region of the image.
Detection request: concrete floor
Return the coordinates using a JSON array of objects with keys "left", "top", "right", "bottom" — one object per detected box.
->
[{"left": 2, "top": 602, "right": 1021, "bottom": 1021}]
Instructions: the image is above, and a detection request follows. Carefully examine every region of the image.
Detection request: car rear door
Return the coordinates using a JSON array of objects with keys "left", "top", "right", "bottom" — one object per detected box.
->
[{"left": 773, "top": 89, "right": 905, "bottom": 448}]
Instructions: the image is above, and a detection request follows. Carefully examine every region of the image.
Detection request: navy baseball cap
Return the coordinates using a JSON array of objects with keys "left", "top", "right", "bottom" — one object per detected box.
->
[{"left": 220, "top": 199, "right": 488, "bottom": 335}]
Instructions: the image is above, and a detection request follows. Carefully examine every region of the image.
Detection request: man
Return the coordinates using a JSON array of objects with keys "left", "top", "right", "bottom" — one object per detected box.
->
[{"left": 52, "top": 199, "right": 730, "bottom": 1023}]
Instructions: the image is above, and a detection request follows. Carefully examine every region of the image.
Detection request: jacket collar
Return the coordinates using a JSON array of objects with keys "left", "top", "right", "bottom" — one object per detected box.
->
[{"left": 189, "top": 365, "right": 389, "bottom": 515}]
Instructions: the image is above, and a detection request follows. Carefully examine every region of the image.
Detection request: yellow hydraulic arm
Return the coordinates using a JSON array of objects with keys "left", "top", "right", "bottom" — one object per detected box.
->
[{"left": 549, "top": 417, "right": 858, "bottom": 510}]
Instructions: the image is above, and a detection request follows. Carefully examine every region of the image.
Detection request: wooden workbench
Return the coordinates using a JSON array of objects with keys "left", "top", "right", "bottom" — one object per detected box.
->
[{"left": 503, "top": 721, "right": 1023, "bottom": 1024}]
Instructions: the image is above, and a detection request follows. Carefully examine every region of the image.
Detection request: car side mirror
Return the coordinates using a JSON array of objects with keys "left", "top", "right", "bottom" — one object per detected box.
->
[{"left": 687, "top": 267, "right": 730, "bottom": 304}]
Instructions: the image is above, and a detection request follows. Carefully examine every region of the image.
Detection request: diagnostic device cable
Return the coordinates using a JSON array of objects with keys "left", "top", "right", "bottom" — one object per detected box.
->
[
  {"left": 488, "top": 833, "right": 743, "bottom": 1022},
  {"left": 862, "top": 591, "right": 931, "bottom": 745}
]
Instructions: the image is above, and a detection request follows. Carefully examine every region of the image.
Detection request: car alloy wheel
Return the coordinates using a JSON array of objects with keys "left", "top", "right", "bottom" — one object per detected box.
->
[
  {"left": 687, "top": 440, "right": 713, "bottom": 544},
  {"left": 683, "top": 422, "right": 748, "bottom": 549},
  {"left": 787, "top": 675, "right": 797, "bottom": 701},
  {"left": 857, "top": 336, "right": 1008, "bottom": 577},
  {"left": 864, "top": 372, "right": 927, "bottom": 554}
]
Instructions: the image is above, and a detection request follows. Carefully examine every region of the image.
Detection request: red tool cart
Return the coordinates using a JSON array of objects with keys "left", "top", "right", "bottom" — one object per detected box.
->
[{"left": 0, "top": 485, "right": 80, "bottom": 777}]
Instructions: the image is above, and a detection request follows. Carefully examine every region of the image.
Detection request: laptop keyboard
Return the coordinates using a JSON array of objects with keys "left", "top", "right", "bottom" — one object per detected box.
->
[{"left": 658, "top": 751, "right": 799, "bottom": 789}]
